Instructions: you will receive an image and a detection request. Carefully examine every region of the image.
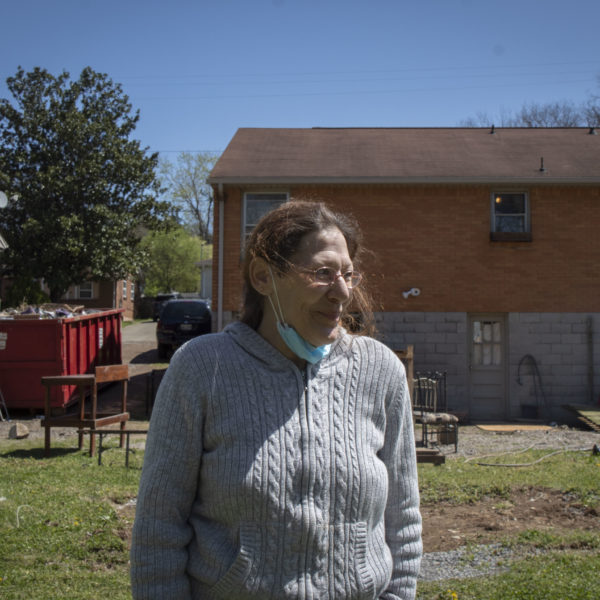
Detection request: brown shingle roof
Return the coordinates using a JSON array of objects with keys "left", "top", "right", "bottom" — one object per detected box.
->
[{"left": 208, "top": 127, "right": 600, "bottom": 184}]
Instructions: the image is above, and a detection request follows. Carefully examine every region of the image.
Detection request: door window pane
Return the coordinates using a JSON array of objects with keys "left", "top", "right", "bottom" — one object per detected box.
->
[
  {"left": 493, "top": 343, "right": 502, "bottom": 365},
  {"left": 472, "top": 320, "right": 502, "bottom": 366},
  {"left": 483, "top": 322, "right": 492, "bottom": 343}
]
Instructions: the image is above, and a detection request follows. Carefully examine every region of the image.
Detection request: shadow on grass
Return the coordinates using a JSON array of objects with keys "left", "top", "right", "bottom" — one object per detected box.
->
[{"left": 1, "top": 446, "right": 82, "bottom": 460}]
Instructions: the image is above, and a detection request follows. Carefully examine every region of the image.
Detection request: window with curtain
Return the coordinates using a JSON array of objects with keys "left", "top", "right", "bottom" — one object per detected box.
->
[{"left": 490, "top": 192, "right": 531, "bottom": 241}]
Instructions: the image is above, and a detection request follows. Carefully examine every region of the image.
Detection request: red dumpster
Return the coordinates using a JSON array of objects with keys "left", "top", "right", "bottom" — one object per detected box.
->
[{"left": 0, "top": 308, "right": 123, "bottom": 411}]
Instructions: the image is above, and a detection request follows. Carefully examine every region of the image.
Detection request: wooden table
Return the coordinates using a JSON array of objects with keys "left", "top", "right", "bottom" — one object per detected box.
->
[{"left": 42, "top": 365, "right": 130, "bottom": 457}]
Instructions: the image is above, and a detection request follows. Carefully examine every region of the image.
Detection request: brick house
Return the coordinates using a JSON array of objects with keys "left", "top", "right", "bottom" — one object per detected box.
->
[
  {"left": 208, "top": 127, "right": 600, "bottom": 423},
  {"left": 0, "top": 276, "right": 135, "bottom": 320},
  {"left": 0, "top": 236, "right": 135, "bottom": 319},
  {"left": 57, "top": 278, "right": 136, "bottom": 320}
]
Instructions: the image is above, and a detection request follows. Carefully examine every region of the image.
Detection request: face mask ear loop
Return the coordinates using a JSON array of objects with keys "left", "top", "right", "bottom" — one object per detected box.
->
[{"left": 267, "top": 266, "right": 286, "bottom": 324}]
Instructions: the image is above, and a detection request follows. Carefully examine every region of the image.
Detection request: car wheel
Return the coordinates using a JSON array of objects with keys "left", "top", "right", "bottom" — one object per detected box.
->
[{"left": 157, "top": 343, "right": 169, "bottom": 359}]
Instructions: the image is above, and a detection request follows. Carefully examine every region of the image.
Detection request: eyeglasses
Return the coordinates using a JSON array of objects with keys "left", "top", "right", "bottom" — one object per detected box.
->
[{"left": 294, "top": 265, "right": 363, "bottom": 289}]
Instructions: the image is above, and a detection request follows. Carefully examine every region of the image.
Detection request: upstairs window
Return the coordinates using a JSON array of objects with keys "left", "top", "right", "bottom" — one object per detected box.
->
[
  {"left": 122, "top": 280, "right": 128, "bottom": 300},
  {"left": 490, "top": 192, "right": 531, "bottom": 241},
  {"left": 243, "top": 192, "right": 288, "bottom": 238}
]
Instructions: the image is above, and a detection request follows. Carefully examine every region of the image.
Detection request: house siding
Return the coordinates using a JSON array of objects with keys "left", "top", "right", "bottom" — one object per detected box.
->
[
  {"left": 376, "top": 311, "right": 599, "bottom": 422},
  {"left": 215, "top": 184, "right": 600, "bottom": 313},
  {"left": 212, "top": 182, "right": 600, "bottom": 422},
  {"left": 61, "top": 279, "right": 135, "bottom": 320}
]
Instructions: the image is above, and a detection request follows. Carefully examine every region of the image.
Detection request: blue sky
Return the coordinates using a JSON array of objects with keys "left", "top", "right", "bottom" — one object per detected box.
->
[{"left": 1, "top": 0, "right": 598, "bottom": 157}]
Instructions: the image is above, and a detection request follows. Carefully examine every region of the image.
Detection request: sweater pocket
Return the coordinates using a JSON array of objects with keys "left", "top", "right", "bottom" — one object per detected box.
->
[
  {"left": 355, "top": 521, "right": 393, "bottom": 599},
  {"left": 206, "top": 520, "right": 392, "bottom": 599},
  {"left": 208, "top": 522, "right": 258, "bottom": 599}
]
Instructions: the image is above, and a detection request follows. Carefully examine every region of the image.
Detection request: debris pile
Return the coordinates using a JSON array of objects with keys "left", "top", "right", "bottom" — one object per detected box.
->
[{"left": 0, "top": 303, "right": 103, "bottom": 320}]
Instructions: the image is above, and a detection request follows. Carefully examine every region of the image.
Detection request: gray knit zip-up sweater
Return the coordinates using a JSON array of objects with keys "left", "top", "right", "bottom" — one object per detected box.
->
[{"left": 131, "top": 322, "right": 422, "bottom": 599}]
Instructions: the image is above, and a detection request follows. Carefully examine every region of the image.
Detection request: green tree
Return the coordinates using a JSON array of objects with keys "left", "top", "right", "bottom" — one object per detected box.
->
[
  {"left": 140, "top": 227, "right": 206, "bottom": 296},
  {"left": 159, "top": 151, "right": 218, "bottom": 241},
  {"left": 0, "top": 66, "right": 171, "bottom": 302}
]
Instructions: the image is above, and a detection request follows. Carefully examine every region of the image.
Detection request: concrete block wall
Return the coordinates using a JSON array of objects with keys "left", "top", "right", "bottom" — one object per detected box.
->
[
  {"left": 219, "top": 309, "right": 599, "bottom": 424},
  {"left": 377, "top": 311, "right": 600, "bottom": 423},
  {"left": 508, "top": 313, "right": 600, "bottom": 421},
  {"left": 376, "top": 312, "right": 469, "bottom": 414}
]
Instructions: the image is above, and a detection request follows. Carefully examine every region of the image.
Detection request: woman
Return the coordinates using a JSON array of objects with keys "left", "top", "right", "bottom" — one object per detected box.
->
[{"left": 131, "top": 201, "right": 422, "bottom": 599}]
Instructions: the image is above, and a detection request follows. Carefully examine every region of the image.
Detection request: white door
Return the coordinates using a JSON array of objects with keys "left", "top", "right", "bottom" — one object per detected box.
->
[{"left": 468, "top": 314, "right": 507, "bottom": 421}]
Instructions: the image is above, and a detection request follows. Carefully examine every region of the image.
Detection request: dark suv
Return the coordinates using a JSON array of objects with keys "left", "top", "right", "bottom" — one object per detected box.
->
[
  {"left": 156, "top": 299, "right": 212, "bottom": 358},
  {"left": 153, "top": 292, "right": 182, "bottom": 321}
]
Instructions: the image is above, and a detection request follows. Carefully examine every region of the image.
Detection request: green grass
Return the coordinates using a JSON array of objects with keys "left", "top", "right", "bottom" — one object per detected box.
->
[
  {"left": 0, "top": 439, "right": 141, "bottom": 599},
  {"left": 417, "top": 448, "right": 600, "bottom": 600},
  {"left": 417, "top": 551, "right": 600, "bottom": 599},
  {"left": 513, "top": 528, "right": 600, "bottom": 550},
  {"left": 418, "top": 448, "right": 600, "bottom": 507},
  {"left": 0, "top": 440, "right": 598, "bottom": 598}
]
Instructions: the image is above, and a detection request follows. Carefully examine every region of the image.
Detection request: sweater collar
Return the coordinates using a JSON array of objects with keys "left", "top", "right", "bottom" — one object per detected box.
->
[{"left": 224, "top": 321, "right": 348, "bottom": 370}]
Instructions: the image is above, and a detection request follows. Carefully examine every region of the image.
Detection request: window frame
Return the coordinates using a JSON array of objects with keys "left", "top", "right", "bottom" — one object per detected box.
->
[
  {"left": 490, "top": 191, "right": 531, "bottom": 242},
  {"left": 242, "top": 192, "right": 289, "bottom": 240},
  {"left": 76, "top": 281, "right": 94, "bottom": 300}
]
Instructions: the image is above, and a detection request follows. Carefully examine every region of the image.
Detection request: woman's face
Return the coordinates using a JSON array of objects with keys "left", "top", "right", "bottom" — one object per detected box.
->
[{"left": 270, "top": 226, "right": 354, "bottom": 348}]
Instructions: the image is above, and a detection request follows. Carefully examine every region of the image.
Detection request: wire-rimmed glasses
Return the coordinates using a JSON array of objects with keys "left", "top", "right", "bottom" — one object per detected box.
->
[{"left": 294, "top": 265, "right": 363, "bottom": 289}]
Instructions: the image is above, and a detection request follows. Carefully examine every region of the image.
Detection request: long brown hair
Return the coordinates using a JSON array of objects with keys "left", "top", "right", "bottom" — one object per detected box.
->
[{"left": 240, "top": 201, "right": 375, "bottom": 336}]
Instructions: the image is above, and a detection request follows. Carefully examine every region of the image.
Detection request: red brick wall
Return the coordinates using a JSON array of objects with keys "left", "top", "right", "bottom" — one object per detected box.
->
[
  {"left": 213, "top": 184, "right": 600, "bottom": 314},
  {"left": 212, "top": 187, "right": 244, "bottom": 316},
  {"left": 68, "top": 279, "right": 135, "bottom": 320}
]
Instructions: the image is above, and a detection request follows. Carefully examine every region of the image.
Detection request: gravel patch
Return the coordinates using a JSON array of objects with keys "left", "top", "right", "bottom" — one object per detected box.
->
[
  {"left": 434, "top": 424, "right": 599, "bottom": 460},
  {"left": 419, "top": 424, "right": 599, "bottom": 582},
  {"left": 418, "top": 543, "right": 541, "bottom": 581}
]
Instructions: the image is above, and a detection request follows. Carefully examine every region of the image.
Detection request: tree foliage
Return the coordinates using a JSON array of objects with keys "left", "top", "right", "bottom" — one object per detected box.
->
[
  {"left": 0, "top": 66, "right": 171, "bottom": 301},
  {"left": 159, "top": 151, "right": 218, "bottom": 241},
  {"left": 140, "top": 227, "right": 206, "bottom": 296},
  {"left": 461, "top": 78, "right": 600, "bottom": 127}
]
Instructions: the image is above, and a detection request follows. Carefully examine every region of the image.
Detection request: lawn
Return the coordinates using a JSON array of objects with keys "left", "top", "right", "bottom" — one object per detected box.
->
[
  {"left": 0, "top": 437, "right": 598, "bottom": 599},
  {"left": 416, "top": 446, "right": 600, "bottom": 599},
  {"left": 0, "top": 438, "right": 141, "bottom": 599}
]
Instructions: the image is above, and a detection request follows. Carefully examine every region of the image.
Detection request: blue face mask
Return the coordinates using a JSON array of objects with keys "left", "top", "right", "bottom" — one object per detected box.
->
[
  {"left": 276, "top": 321, "right": 331, "bottom": 364},
  {"left": 267, "top": 267, "right": 332, "bottom": 364}
]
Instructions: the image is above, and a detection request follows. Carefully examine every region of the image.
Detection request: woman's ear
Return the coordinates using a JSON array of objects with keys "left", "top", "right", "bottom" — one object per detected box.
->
[{"left": 248, "top": 257, "right": 273, "bottom": 296}]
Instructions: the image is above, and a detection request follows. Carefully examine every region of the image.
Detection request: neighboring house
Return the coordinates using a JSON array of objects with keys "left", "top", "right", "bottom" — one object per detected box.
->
[
  {"left": 197, "top": 258, "right": 213, "bottom": 300},
  {"left": 0, "top": 222, "right": 137, "bottom": 319},
  {"left": 57, "top": 278, "right": 136, "bottom": 320},
  {"left": 0, "top": 232, "right": 135, "bottom": 319},
  {"left": 0, "top": 276, "right": 135, "bottom": 319},
  {"left": 208, "top": 126, "right": 600, "bottom": 423}
]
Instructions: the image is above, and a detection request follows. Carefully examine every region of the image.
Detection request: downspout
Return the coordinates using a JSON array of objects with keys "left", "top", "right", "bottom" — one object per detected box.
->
[{"left": 217, "top": 183, "right": 225, "bottom": 331}]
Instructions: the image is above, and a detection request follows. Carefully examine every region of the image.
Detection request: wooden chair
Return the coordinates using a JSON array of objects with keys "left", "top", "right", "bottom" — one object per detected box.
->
[
  {"left": 413, "top": 371, "right": 459, "bottom": 452},
  {"left": 394, "top": 346, "right": 414, "bottom": 400},
  {"left": 42, "top": 364, "right": 130, "bottom": 457},
  {"left": 394, "top": 348, "right": 446, "bottom": 463}
]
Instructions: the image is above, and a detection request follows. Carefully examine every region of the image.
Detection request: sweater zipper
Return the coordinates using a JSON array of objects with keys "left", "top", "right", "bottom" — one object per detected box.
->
[{"left": 299, "top": 365, "right": 313, "bottom": 588}]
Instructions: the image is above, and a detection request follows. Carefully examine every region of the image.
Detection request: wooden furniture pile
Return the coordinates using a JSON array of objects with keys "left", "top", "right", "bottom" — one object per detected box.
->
[{"left": 41, "top": 364, "right": 130, "bottom": 457}]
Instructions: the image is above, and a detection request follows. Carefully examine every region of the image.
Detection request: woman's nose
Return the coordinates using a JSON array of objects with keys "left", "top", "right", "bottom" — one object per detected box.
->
[{"left": 327, "top": 274, "right": 351, "bottom": 302}]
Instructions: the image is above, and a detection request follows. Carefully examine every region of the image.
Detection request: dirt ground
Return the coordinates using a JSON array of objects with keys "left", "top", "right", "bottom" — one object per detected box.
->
[
  {"left": 2, "top": 333, "right": 599, "bottom": 555},
  {"left": 419, "top": 424, "right": 600, "bottom": 552},
  {"left": 421, "top": 486, "right": 599, "bottom": 552}
]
